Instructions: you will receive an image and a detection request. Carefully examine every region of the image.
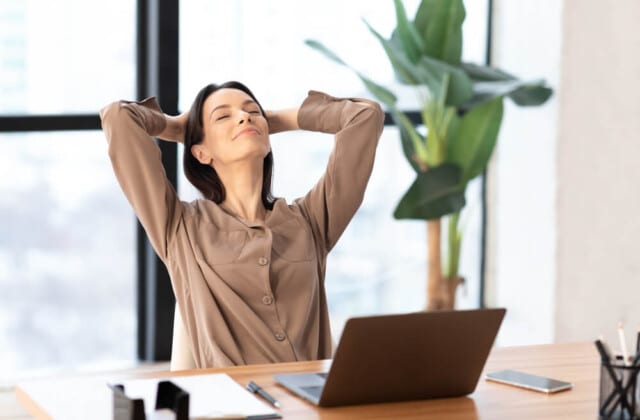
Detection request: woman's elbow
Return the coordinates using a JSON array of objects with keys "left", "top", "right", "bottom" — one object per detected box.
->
[
  {"left": 99, "top": 101, "right": 124, "bottom": 124},
  {"left": 362, "top": 101, "right": 385, "bottom": 135}
]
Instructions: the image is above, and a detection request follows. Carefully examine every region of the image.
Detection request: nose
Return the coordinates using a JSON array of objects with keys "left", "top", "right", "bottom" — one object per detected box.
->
[{"left": 238, "top": 110, "right": 252, "bottom": 125}]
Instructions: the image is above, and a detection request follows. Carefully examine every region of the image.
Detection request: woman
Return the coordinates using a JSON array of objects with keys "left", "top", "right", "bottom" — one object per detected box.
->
[{"left": 100, "top": 81, "right": 384, "bottom": 368}]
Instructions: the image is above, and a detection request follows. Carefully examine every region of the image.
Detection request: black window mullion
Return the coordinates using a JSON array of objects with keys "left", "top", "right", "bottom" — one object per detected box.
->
[
  {"left": 383, "top": 111, "right": 420, "bottom": 126},
  {"left": 0, "top": 109, "right": 410, "bottom": 132},
  {"left": 135, "top": 0, "right": 149, "bottom": 364},
  {"left": 0, "top": 115, "right": 100, "bottom": 132},
  {"left": 479, "top": 0, "right": 493, "bottom": 308},
  {"left": 136, "top": 0, "right": 179, "bottom": 362}
]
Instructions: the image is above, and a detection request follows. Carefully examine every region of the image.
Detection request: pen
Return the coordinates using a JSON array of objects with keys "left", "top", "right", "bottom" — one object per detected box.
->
[
  {"left": 247, "top": 380, "right": 281, "bottom": 409},
  {"left": 595, "top": 338, "right": 613, "bottom": 363},
  {"left": 617, "top": 322, "right": 630, "bottom": 366}
]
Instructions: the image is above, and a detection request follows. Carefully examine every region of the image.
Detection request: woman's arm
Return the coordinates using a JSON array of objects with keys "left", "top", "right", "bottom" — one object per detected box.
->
[
  {"left": 266, "top": 108, "right": 300, "bottom": 134},
  {"left": 158, "top": 112, "right": 189, "bottom": 143},
  {"left": 100, "top": 97, "right": 183, "bottom": 262},
  {"left": 295, "top": 91, "right": 385, "bottom": 253}
]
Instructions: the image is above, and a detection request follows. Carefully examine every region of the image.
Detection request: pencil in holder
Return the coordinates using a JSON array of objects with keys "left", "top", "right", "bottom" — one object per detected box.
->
[{"left": 599, "top": 360, "right": 640, "bottom": 419}]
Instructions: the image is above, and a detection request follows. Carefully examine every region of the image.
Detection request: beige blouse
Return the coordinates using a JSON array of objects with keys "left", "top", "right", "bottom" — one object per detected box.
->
[{"left": 100, "top": 90, "right": 384, "bottom": 368}]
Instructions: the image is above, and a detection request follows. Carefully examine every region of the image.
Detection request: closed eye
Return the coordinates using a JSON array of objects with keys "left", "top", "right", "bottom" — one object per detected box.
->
[{"left": 216, "top": 115, "right": 229, "bottom": 121}]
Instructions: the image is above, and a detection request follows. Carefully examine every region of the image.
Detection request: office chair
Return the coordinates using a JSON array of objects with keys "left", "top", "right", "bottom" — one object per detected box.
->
[{"left": 170, "top": 304, "right": 197, "bottom": 371}]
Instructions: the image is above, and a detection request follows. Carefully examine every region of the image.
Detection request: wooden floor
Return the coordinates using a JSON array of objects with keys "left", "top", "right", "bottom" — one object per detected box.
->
[{"left": 1, "top": 362, "right": 170, "bottom": 420}]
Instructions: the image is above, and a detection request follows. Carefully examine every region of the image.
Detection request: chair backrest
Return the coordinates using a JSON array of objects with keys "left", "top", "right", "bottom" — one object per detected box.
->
[{"left": 170, "top": 305, "right": 197, "bottom": 371}]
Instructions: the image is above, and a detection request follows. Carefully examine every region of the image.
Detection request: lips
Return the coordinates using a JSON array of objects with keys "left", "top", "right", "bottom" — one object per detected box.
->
[{"left": 233, "top": 127, "right": 259, "bottom": 140}]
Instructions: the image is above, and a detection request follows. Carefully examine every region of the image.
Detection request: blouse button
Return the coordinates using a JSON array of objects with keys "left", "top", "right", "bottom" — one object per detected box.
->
[
  {"left": 275, "top": 332, "right": 286, "bottom": 341},
  {"left": 258, "top": 257, "right": 269, "bottom": 266},
  {"left": 262, "top": 295, "right": 273, "bottom": 305}
]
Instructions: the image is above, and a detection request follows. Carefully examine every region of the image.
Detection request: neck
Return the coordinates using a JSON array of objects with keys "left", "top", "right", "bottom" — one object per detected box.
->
[{"left": 216, "top": 159, "right": 267, "bottom": 222}]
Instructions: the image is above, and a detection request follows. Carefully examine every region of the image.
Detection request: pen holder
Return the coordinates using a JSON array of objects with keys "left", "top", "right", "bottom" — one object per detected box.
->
[
  {"left": 111, "top": 380, "right": 190, "bottom": 420},
  {"left": 599, "top": 360, "right": 640, "bottom": 419}
]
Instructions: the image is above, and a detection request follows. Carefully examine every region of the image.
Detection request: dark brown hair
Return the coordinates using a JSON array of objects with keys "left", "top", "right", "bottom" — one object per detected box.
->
[{"left": 183, "top": 81, "right": 275, "bottom": 210}]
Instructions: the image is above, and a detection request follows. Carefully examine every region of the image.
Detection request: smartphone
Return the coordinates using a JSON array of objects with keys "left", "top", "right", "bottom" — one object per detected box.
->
[{"left": 485, "top": 370, "right": 573, "bottom": 393}]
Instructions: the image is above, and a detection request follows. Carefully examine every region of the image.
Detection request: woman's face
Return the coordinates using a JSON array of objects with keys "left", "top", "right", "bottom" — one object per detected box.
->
[{"left": 192, "top": 88, "right": 270, "bottom": 167}]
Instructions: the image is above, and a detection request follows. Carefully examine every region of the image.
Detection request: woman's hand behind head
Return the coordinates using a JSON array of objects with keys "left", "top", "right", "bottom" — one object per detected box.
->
[
  {"left": 265, "top": 108, "right": 300, "bottom": 135},
  {"left": 159, "top": 111, "right": 189, "bottom": 143}
]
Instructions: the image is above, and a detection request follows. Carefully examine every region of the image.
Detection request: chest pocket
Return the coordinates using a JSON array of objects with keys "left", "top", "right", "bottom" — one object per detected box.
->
[
  {"left": 195, "top": 226, "right": 247, "bottom": 265},
  {"left": 271, "top": 218, "right": 314, "bottom": 262}
]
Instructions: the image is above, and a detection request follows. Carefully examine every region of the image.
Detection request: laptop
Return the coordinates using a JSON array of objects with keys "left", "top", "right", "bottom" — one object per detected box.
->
[{"left": 274, "top": 308, "right": 505, "bottom": 407}]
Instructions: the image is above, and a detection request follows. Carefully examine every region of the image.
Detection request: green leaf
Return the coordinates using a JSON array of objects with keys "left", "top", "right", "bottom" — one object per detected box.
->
[
  {"left": 462, "top": 79, "right": 551, "bottom": 110},
  {"left": 388, "top": 29, "right": 416, "bottom": 84},
  {"left": 414, "top": 0, "right": 465, "bottom": 65},
  {"left": 358, "top": 75, "right": 398, "bottom": 107},
  {"left": 395, "top": 117, "right": 425, "bottom": 173},
  {"left": 446, "top": 96, "right": 504, "bottom": 182},
  {"left": 304, "top": 40, "right": 348, "bottom": 66},
  {"left": 459, "top": 63, "right": 553, "bottom": 108},
  {"left": 509, "top": 85, "right": 553, "bottom": 106},
  {"left": 363, "top": 19, "right": 419, "bottom": 85},
  {"left": 392, "top": 111, "right": 428, "bottom": 168},
  {"left": 305, "top": 39, "right": 398, "bottom": 107},
  {"left": 362, "top": 20, "right": 472, "bottom": 105},
  {"left": 460, "top": 62, "right": 516, "bottom": 81},
  {"left": 419, "top": 56, "right": 472, "bottom": 105},
  {"left": 393, "top": 163, "right": 466, "bottom": 220},
  {"left": 408, "top": 57, "right": 442, "bottom": 94},
  {"left": 393, "top": 0, "right": 425, "bottom": 63}
]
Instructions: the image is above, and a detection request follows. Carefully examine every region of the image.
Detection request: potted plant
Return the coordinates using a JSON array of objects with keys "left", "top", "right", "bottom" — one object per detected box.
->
[{"left": 306, "top": 0, "right": 552, "bottom": 310}]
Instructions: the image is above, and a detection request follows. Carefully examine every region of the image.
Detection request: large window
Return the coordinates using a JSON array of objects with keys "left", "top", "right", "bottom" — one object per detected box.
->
[
  {"left": 0, "top": 132, "right": 136, "bottom": 376},
  {"left": 1, "top": 0, "right": 492, "bottom": 375},
  {"left": 0, "top": 1, "right": 136, "bottom": 379},
  {"left": 0, "top": 1, "right": 134, "bottom": 114}
]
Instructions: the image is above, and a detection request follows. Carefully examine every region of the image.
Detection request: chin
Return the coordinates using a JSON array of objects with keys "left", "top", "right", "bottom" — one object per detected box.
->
[{"left": 240, "top": 145, "right": 271, "bottom": 161}]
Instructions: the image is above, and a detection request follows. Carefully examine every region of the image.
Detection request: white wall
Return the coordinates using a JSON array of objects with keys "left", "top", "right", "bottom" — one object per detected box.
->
[
  {"left": 555, "top": 0, "right": 640, "bottom": 346},
  {"left": 487, "top": 0, "right": 562, "bottom": 345},
  {"left": 489, "top": 0, "right": 640, "bottom": 348}
]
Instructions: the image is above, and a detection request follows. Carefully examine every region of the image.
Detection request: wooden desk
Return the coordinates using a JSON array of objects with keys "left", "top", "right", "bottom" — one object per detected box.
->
[{"left": 16, "top": 342, "right": 599, "bottom": 419}]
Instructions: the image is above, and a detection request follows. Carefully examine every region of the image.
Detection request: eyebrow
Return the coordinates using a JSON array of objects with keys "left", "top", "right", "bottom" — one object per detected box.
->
[{"left": 209, "top": 99, "right": 257, "bottom": 120}]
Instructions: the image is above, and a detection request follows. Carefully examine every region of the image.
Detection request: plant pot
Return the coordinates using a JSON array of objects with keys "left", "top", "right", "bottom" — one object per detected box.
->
[{"left": 427, "top": 276, "right": 464, "bottom": 310}]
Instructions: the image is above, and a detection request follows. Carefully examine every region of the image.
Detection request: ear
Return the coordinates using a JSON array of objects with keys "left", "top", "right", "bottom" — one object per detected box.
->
[{"left": 191, "top": 144, "right": 212, "bottom": 165}]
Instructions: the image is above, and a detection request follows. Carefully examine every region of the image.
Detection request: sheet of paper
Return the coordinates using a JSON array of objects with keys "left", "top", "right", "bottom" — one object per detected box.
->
[{"left": 115, "top": 373, "right": 277, "bottom": 419}]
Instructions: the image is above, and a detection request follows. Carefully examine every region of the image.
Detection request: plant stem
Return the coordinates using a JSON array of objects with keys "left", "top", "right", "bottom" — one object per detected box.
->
[
  {"left": 445, "top": 212, "right": 462, "bottom": 279},
  {"left": 427, "top": 219, "right": 443, "bottom": 310}
]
